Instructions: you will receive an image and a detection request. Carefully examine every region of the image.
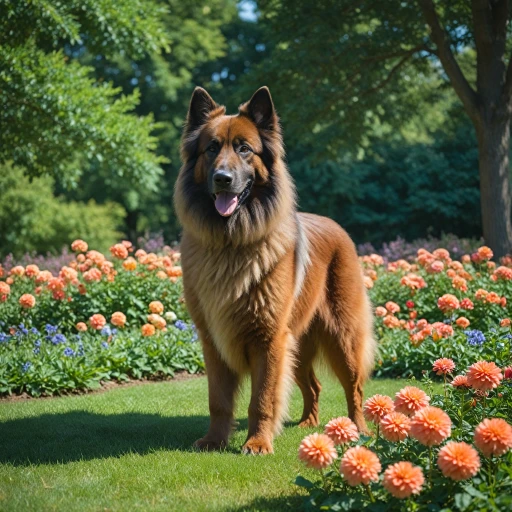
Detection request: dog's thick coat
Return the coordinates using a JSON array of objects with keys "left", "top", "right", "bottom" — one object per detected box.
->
[{"left": 174, "top": 87, "right": 375, "bottom": 454}]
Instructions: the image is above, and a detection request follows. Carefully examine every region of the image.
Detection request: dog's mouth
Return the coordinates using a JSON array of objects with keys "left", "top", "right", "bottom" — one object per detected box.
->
[{"left": 213, "top": 181, "right": 253, "bottom": 217}]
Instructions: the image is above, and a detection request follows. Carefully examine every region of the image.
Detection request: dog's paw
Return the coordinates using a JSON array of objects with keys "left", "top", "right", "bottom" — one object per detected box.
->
[
  {"left": 194, "top": 437, "right": 226, "bottom": 452},
  {"left": 242, "top": 438, "right": 274, "bottom": 455},
  {"left": 298, "top": 416, "right": 319, "bottom": 428}
]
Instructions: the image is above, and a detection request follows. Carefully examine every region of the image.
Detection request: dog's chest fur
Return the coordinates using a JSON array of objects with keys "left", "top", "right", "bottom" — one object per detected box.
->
[{"left": 181, "top": 230, "right": 296, "bottom": 372}]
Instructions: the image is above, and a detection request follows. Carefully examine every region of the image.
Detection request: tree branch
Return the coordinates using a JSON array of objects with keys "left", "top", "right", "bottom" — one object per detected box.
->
[{"left": 418, "top": 0, "right": 480, "bottom": 123}]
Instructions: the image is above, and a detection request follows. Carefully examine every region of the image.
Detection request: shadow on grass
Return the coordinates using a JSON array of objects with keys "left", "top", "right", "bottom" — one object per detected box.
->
[
  {"left": 226, "top": 494, "right": 305, "bottom": 512},
  {"left": 0, "top": 411, "right": 251, "bottom": 466}
]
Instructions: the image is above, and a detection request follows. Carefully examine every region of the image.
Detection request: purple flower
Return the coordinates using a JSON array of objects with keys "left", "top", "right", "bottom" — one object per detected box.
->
[
  {"left": 175, "top": 320, "right": 188, "bottom": 331},
  {"left": 63, "top": 347, "right": 75, "bottom": 357}
]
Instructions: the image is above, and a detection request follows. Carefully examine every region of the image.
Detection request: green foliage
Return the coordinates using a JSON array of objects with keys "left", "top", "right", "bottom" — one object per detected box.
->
[
  {"left": 0, "top": 0, "right": 168, "bottom": 188},
  {"left": 0, "top": 164, "right": 124, "bottom": 257}
]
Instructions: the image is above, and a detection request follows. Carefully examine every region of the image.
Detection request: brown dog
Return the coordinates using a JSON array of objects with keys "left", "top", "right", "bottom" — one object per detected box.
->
[{"left": 174, "top": 87, "right": 375, "bottom": 454}]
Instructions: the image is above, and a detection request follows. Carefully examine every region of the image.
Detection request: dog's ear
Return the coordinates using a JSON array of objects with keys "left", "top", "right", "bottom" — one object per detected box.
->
[
  {"left": 186, "top": 87, "right": 218, "bottom": 132},
  {"left": 242, "top": 87, "right": 277, "bottom": 130}
]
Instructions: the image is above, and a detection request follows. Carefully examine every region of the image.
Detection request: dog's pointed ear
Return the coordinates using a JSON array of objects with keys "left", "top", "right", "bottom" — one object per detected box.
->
[
  {"left": 243, "top": 86, "right": 277, "bottom": 130},
  {"left": 186, "top": 87, "right": 218, "bottom": 132}
]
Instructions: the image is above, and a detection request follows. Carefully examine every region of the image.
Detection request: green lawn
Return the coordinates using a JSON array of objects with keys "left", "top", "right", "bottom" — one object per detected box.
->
[{"left": 0, "top": 373, "right": 424, "bottom": 511}]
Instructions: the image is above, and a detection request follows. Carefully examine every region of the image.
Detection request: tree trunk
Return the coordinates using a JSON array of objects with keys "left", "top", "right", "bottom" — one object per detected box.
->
[
  {"left": 475, "top": 114, "right": 512, "bottom": 258},
  {"left": 125, "top": 209, "right": 139, "bottom": 244}
]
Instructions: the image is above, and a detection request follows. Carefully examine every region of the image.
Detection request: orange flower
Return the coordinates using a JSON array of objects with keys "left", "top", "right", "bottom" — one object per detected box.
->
[
  {"left": 340, "top": 446, "right": 381, "bottom": 486},
  {"left": 474, "top": 418, "right": 512, "bottom": 457},
  {"left": 380, "top": 412, "right": 411, "bottom": 442},
  {"left": 0, "top": 282, "right": 11, "bottom": 295},
  {"left": 474, "top": 289, "right": 488, "bottom": 301},
  {"left": 59, "top": 266, "right": 78, "bottom": 282},
  {"left": 428, "top": 260, "right": 444, "bottom": 274},
  {"left": 167, "top": 266, "right": 183, "bottom": 278},
  {"left": 462, "top": 254, "right": 471, "bottom": 264},
  {"left": 83, "top": 268, "right": 102, "bottom": 282},
  {"left": 410, "top": 406, "right": 451, "bottom": 446},
  {"left": 433, "top": 248, "right": 451, "bottom": 261},
  {"left": 71, "top": 239, "right": 88, "bottom": 253},
  {"left": 477, "top": 246, "right": 493, "bottom": 261},
  {"left": 486, "top": 292, "right": 501, "bottom": 304},
  {"left": 149, "top": 301, "right": 165, "bottom": 314},
  {"left": 86, "top": 250, "right": 105, "bottom": 266},
  {"left": 460, "top": 298, "right": 474, "bottom": 310},
  {"left": 394, "top": 386, "right": 430, "bottom": 416},
  {"left": 76, "top": 322, "right": 87, "bottom": 332},
  {"left": 363, "top": 394, "right": 394, "bottom": 423},
  {"left": 400, "top": 273, "right": 427, "bottom": 290},
  {"left": 110, "top": 243, "right": 129, "bottom": 260},
  {"left": 494, "top": 266, "right": 512, "bottom": 281},
  {"left": 324, "top": 417, "right": 359, "bottom": 445},
  {"left": 25, "top": 264, "right": 40, "bottom": 278},
  {"left": 111, "top": 312, "right": 126, "bottom": 328},
  {"left": 363, "top": 276, "right": 374, "bottom": 289},
  {"left": 141, "top": 323, "right": 156, "bottom": 337},
  {"left": 383, "top": 315, "right": 401, "bottom": 329},
  {"left": 298, "top": 433, "right": 338, "bottom": 470},
  {"left": 147, "top": 314, "right": 166, "bottom": 330},
  {"left": 437, "top": 294, "right": 460, "bottom": 312},
  {"left": 385, "top": 301, "right": 400, "bottom": 314},
  {"left": 451, "top": 375, "right": 470, "bottom": 388},
  {"left": 455, "top": 317, "right": 470, "bottom": 328},
  {"left": 501, "top": 318, "right": 511, "bottom": 327},
  {"left": 19, "top": 294, "right": 36, "bottom": 309},
  {"left": 89, "top": 314, "right": 107, "bottom": 330},
  {"left": 467, "top": 361, "right": 503, "bottom": 391},
  {"left": 10, "top": 265, "right": 25, "bottom": 277},
  {"left": 431, "top": 322, "right": 454, "bottom": 340},
  {"left": 432, "top": 358, "right": 455, "bottom": 375},
  {"left": 123, "top": 257, "right": 137, "bottom": 271},
  {"left": 35, "top": 270, "right": 53, "bottom": 284},
  {"left": 452, "top": 276, "right": 468, "bottom": 292},
  {"left": 375, "top": 306, "right": 387, "bottom": 317},
  {"left": 437, "top": 442, "right": 480, "bottom": 480},
  {"left": 383, "top": 461, "right": 424, "bottom": 499}
]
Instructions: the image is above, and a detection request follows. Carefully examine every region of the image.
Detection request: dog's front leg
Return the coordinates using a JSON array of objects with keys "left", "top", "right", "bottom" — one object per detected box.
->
[
  {"left": 194, "top": 335, "right": 239, "bottom": 451},
  {"left": 243, "top": 332, "right": 293, "bottom": 455}
]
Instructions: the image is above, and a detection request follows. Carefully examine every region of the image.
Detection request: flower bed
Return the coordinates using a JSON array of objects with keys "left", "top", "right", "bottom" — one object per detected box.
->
[
  {"left": 296, "top": 354, "right": 512, "bottom": 511},
  {"left": 363, "top": 246, "right": 512, "bottom": 378},
  {"left": 0, "top": 240, "right": 203, "bottom": 397}
]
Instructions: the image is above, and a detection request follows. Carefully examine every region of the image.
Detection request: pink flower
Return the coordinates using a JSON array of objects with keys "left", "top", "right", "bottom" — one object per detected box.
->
[
  {"left": 474, "top": 418, "right": 512, "bottom": 457},
  {"left": 71, "top": 239, "right": 88, "bottom": 253},
  {"left": 451, "top": 375, "right": 470, "bottom": 388},
  {"left": 340, "top": 446, "right": 381, "bottom": 486},
  {"left": 363, "top": 394, "right": 394, "bottom": 423},
  {"left": 410, "top": 406, "right": 451, "bottom": 446},
  {"left": 437, "top": 294, "right": 460, "bottom": 312},
  {"left": 432, "top": 358, "right": 455, "bottom": 375},
  {"left": 89, "top": 314, "right": 107, "bottom": 330},
  {"left": 383, "top": 461, "right": 424, "bottom": 499},
  {"left": 385, "top": 301, "right": 400, "bottom": 314},
  {"left": 324, "top": 417, "right": 359, "bottom": 445},
  {"left": 298, "top": 433, "right": 337, "bottom": 470},
  {"left": 467, "top": 361, "right": 503, "bottom": 391},
  {"left": 437, "top": 442, "right": 481, "bottom": 480},
  {"left": 394, "top": 386, "right": 430, "bottom": 416}
]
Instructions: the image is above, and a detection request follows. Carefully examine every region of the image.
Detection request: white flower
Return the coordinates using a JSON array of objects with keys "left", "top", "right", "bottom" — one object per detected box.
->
[{"left": 164, "top": 311, "right": 177, "bottom": 321}]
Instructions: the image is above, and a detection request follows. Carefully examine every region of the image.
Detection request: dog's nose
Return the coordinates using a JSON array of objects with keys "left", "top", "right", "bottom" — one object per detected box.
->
[{"left": 213, "top": 170, "right": 233, "bottom": 186}]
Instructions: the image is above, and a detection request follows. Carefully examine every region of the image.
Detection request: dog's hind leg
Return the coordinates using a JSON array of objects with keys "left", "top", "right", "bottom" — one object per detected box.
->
[
  {"left": 295, "top": 325, "right": 321, "bottom": 427},
  {"left": 194, "top": 333, "right": 240, "bottom": 451}
]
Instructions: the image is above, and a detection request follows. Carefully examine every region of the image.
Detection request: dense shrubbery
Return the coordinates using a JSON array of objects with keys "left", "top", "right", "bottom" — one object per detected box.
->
[
  {"left": 362, "top": 246, "right": 512, "bottom": 379},
  {"left": 0, "top": 240, "right": 203, "bottom": 396}
]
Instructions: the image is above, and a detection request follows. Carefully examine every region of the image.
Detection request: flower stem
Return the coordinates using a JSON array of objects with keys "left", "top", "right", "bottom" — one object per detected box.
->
[
  {"left": 429, "top": 446, "right": 433, "bottom": 487},
  {"left": 365, "top": 484, "right": 375, "bottom": 503}
]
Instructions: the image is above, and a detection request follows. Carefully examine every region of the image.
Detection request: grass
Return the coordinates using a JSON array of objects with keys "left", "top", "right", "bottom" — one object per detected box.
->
[{"left": 0, "top": 373, "right": 430, "bottom": 511}]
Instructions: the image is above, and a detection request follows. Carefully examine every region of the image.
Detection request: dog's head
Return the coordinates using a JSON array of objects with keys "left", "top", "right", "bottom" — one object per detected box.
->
[{"left": 174, "top": 87, "right": 295, "bottom": 246}]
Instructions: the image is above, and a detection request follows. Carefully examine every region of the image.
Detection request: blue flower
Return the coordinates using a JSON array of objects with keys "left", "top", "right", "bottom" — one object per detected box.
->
[
  {"left": 101, "top": 342, "right": 109, "bottom": 349},
  {"left": 21, "top": 362, "right": 31, "bottom": 372},
  {"left": 51, "top": 334, "right": 67, "bottom": 345},
  {"left": 101, "top": 325, "right": 112, "bottom": 337},
  {"left": 30, "top": 327, "right": 39, "bottom": 335},
  {"left": 175, "top": 320, "right": 188, "bottom": 331},
  {"left": 45, "top": 324, "right": 58, "bottom": 335},
  {"left": 33, "top": 348, "right": 40, "bottom": 355},
  {"left": 34, "top": 340, "right": 41, "bottom": 347},
  {"left": 0, "top": 333, "right": 10, "bottom": 343},
  {"left": 191, "top": 332, "right": 198, "bottom": 342},
  {"left": 464, "top": 329, "right": 486, "bottom": 346},
  {"left": 63, "top": 347, "right": 75, "bottom": 357}
]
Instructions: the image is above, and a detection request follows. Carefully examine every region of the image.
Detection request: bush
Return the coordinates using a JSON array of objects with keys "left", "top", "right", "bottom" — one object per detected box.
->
[
  {"left": 0, "top": 240, "right": 203, "bottom": 396},
  {"left": 0, "top": 164, "right": 125, "bottom": 257}
]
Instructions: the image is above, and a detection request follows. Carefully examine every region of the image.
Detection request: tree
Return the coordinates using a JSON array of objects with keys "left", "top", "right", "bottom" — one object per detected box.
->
[
  {"left": 251, "top": 0, "right": 512, "bottom": 256},
  {"left": 0, "top": 0, "right": 169, "bottom": 192}
]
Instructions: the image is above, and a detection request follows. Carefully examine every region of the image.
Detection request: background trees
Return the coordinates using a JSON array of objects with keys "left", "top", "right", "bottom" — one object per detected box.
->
[{"left": 1, "top": 0, "right": 510, "bottom": 257}]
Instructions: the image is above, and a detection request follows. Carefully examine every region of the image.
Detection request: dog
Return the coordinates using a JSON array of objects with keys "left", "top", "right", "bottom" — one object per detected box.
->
[{"left": 173, "top": 86, "right": 375, "bottom": 454}]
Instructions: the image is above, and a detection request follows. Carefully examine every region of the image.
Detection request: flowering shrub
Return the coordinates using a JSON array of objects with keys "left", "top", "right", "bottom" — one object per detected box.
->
[
  {"left": 296, "top": 352, "right": 512, "bottom": 511},
  {"left": 363, "top": 246, "right": 512, "bottom": 378},
  {"left": 0, "top": 240, "right": 203, "bottom": 396}
]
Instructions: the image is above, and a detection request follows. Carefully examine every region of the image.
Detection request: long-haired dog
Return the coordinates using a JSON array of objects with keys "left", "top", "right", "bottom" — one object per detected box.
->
[{"left": 174, "top": 87, "right": 375, "bottom": 454}]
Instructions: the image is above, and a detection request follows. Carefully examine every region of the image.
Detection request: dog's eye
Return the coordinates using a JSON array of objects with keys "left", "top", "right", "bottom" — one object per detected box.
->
[
  {"left": 239, "top": 145, "right": 251, "bottom": 154},
  {"left": 206, "top": 144, "right": 218, "bottom": 154}
]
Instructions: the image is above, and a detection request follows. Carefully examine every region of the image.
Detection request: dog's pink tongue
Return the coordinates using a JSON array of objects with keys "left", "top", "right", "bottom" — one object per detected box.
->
[{"left": 215, "top": 192, "right": 238, "bottom": 217}]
